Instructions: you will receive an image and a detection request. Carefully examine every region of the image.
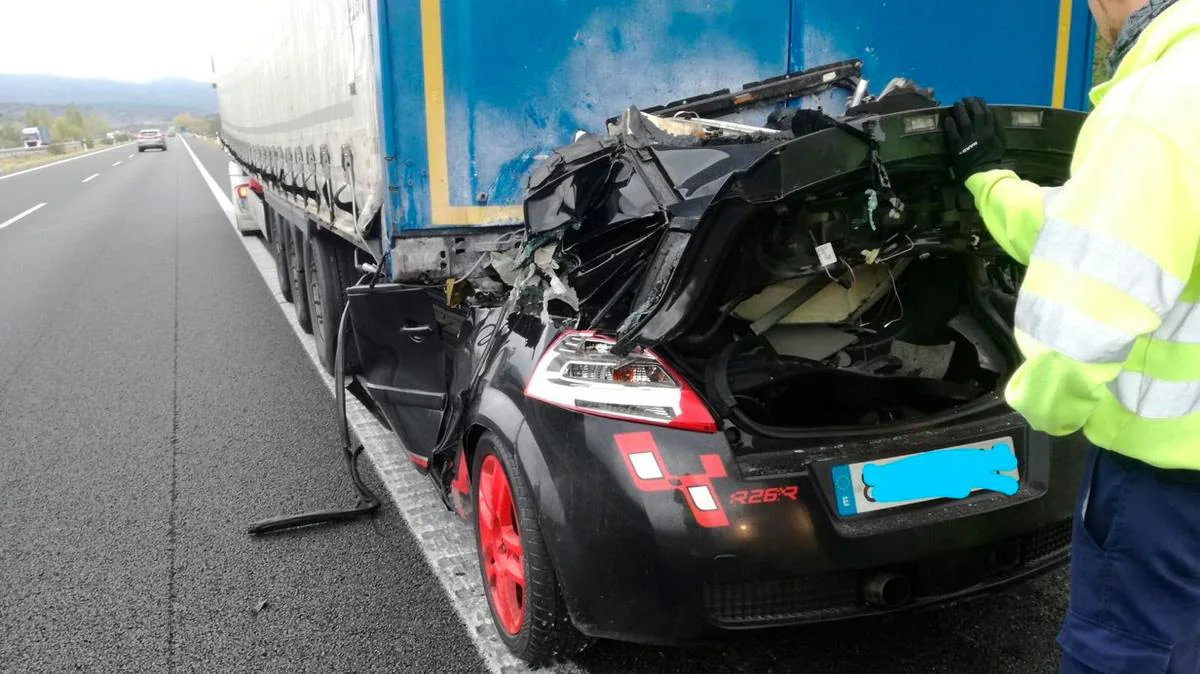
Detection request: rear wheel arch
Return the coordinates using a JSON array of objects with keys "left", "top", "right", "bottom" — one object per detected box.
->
[
  {"left": 462, "top": 407, "right": 579, "bottom": 610},
  {"left": 471, "top": 431, "right": 591, "bottom": 663}
]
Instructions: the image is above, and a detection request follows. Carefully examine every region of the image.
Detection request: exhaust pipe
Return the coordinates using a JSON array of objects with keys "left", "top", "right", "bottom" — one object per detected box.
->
[{"left": 862, "top": 572, "right": 912, "bottom": 608}]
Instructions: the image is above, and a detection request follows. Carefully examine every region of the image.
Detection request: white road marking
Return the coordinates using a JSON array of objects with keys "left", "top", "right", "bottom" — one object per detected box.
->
[
  {"left": 128, "top": 153, "right": 135, "bottom": 158},
  {"left": 0, "top": 142, "right": 132, "bottom": 182},
  {"left": 81, "top": 173, "right": 99, "bottom": 183},
  {"left": 179, "top": 136, "right": 580, "bottom": 674},
  {"left": 179, "top": 138, "right": 234, "bottom": 225},
  {"left": 112, "top": 161, "right": 122, "bottom": 167},
  {"left": 0, "top": 202, "right": 47, "bottom": 231}
]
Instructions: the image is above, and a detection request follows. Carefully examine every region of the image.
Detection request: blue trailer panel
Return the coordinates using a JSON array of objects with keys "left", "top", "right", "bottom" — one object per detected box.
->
[{"left": 375, "top": 0, "right": 1094, "bottom": 239}]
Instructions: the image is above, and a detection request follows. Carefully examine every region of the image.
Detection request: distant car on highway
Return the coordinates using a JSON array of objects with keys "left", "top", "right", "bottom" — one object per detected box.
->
[{"left": 137, "top": 129, "right": 167, "bottom": 152}]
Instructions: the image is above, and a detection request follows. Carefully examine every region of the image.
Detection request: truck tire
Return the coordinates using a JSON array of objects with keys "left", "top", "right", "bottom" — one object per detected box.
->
[
  {"left": 472, "top": 433, "right": 590, "bottom": 665},
  {"left": 269, "top": 210, "right": 293, "bottom": 303},
  {"left": 306, "top": 233, "right": 356, "bottom": 374},
  {"left": 285, "top": 224, "right": 312, "bottom": 333}
]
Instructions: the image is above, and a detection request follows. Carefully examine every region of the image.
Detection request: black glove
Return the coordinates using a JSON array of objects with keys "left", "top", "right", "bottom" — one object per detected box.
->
[
  {"left": 767, "top": 108, "right": 837, "bottom": 137},
  {"left": 944, "top": 97, "right": 1006, "bottom": 181}
]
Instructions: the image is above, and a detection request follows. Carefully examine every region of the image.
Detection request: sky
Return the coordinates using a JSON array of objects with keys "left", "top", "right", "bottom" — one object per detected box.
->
[{"left": 0, "top": 0, "right": 230, "bottom": 82}]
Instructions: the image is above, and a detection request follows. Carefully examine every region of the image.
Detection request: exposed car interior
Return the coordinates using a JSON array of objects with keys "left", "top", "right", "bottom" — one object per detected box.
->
[{"left": 666, "top": 178, "right": 1033, "bottom": 433}]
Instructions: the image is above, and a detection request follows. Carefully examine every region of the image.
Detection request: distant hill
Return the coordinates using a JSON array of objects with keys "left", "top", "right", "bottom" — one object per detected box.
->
[{"left": 0, "top": 74, "right": 216, "bottom": 113}]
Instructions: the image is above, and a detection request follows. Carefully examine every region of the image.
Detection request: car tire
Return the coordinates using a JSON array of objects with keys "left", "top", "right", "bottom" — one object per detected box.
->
[
  {"left": 269, "top": 210, "right": 294, "bottom": 303},
  {"left": 305, "top": 233, "right": 357, "bottom": 374},
  {"left": 138, "top": 148, "right": 144, "bottom": 153},
  {"left": 285, "top": 224, "right": 312, "bottom": 333},
  {"left": 472, "top": 433, "right": 590, "bottom": 666}
]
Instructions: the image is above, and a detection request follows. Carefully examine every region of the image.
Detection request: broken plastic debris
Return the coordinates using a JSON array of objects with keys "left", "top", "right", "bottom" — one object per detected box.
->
[
  {"left": 533, "top": 246, "right": 580, "bottom": 311},
  {"left": 489, "top": 249, "right": 525, "bottom": 286}
]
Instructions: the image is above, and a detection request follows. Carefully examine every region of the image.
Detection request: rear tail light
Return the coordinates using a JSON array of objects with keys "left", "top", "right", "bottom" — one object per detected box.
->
[
  {"left": 524, "top": 330, "right": 717, "bottom": 433},
  {"left": 235, "top": 184, "right": 250, "bottom": 199}
]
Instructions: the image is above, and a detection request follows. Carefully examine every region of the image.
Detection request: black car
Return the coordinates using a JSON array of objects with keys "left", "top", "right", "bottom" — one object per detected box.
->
[{"left": 340, "top": 92, "right": 1087, "bottom": 664}]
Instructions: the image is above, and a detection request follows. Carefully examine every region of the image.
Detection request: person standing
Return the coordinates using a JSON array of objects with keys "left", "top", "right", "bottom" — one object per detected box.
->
[{"left": 944, "top": 0, "right": 1200, "bottom": 671}]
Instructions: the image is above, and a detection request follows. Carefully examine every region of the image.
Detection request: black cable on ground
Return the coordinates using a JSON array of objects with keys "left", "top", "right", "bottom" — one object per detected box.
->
[{"left": 247, "top": 299, "right": 381, "bottom": 535}]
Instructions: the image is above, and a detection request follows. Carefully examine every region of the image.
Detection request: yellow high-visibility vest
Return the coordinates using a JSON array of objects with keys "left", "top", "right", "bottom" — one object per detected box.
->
[{"left": 968, "top": 0, "right": 1200, "bottom": 469}]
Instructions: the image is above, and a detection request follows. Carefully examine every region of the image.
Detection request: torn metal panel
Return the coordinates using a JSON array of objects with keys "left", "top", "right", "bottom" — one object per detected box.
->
[
  {"left": 617, "top": 106, "right": 1086, "bottom": 351},
  {"left": 520, "top": 104, "right": 781, "bottom": 331}
]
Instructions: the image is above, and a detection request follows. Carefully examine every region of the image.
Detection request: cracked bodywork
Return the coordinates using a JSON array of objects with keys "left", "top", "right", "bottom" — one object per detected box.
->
[
  {"left": 512, "top": 91, "right": 1082, "bottom": 355},
  {"left": 481, "top": 70, "right": 1085, "bottom": 443}
]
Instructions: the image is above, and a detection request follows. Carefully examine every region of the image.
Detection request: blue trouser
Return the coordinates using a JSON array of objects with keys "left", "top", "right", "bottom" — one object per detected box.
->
[{"left": 1058, "top": 444, "right": 1200, "bottom": 673}]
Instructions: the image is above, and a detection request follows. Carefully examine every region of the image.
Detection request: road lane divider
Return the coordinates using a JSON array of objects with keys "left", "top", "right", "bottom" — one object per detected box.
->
[
  {"left": 0, "top": 142, "right": 132, "bottom": 182},
  {"left": 112, "top": 161, "right": 122, "bottom": 167},
  {"left": 81, "top": 173, "right": 99, "bottom": 183},
  {"left": 0, "top": 202, "right": 47, "bottom": 231},
  {"left": 177, "top": 135, "right": 575, "bottom": 674}
]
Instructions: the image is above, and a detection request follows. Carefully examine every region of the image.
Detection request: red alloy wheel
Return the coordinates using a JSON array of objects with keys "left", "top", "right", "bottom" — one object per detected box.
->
[{"left": 477, "top": 454, "right": 525, "bottom": 635}]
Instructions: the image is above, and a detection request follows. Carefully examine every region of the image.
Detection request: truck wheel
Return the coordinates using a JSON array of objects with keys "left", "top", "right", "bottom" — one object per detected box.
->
[
  {"left": 306, "top": 234, "right": 356, "bottom": 374},
  {"left": 285, "top": 224, "right": 312, "bottom": 333},
  {"left": 270, "top": 211, "right": 293, "bottom": 303},
  {"left": 473, "top": 433, "right": 590, "bottom": 665}
]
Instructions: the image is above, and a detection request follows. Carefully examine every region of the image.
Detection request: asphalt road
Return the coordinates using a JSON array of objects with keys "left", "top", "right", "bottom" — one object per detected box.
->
[
  {"left": 0, "top": 139, "right": 1072, "bottom": 673},
  {"left": 0, "top": 141, "right": 482, "bottom": 673}
]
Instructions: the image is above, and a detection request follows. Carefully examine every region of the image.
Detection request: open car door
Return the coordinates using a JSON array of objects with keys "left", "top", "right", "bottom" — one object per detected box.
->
[{"left": 346, "top": 283, "right": 447, "bottom": 469}]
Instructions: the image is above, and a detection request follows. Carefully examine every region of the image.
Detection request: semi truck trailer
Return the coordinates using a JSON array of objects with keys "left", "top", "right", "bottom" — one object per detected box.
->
[
  {"left": 215, "top": 0, "right": 1097, "bottom": 663},
  {"left": 20, "top": 126, "right": 49, "bottom": 148}
]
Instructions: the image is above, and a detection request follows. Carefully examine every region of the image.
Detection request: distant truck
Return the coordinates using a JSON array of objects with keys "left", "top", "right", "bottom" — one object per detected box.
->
[{"left": 20, "top": 126, "right": 49, "bottom": 148}]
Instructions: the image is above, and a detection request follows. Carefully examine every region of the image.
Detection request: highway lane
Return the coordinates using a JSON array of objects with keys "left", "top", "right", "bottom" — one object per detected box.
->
[
  {"left": 179, "top": 138, "right": 1074, "bottom": 674},
  {"left": 0, "top": 138, "right": 483, "bottom": 673},
  {"left": 0, "top": 142, "right": 140, "bottom": 201}
]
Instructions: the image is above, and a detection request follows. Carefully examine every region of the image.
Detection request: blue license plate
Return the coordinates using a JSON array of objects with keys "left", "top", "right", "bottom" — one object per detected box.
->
[{"left": 830, "top": 437, "right": 1018, "bottom": 517}]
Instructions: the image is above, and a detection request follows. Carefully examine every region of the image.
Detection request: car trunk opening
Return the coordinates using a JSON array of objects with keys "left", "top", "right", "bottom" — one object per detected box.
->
[
  {"left": 664, "top": 249, "right": 1021, "bottom": 433},
  {"left": 644, "top": 157, "right": 1045, "bottom": 436}
]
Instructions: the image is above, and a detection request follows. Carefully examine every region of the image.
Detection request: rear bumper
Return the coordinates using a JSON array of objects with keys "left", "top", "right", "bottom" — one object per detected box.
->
[
  {"left": 234, "top": 209, "right": 260, "bottom": 233},
  {"left": 517, "top": 406, "right": 1084, "bottom": 645}
]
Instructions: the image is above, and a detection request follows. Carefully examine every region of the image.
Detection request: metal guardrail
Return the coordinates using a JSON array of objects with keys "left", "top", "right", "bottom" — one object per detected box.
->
[{"left": 0, "top": 141, "right": 91, "bottom": 158}]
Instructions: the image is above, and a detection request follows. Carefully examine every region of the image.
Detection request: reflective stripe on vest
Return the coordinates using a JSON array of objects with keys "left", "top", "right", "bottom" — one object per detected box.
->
[
  {"left": 1030, "top": 216, "right": 1185, "bottom": 316},
  {"left": 1109, "top": 300, "right": 1200, "bottom": 419},
  {"left": 1015, "top": 293, "right": 1136, "bottom": 364},
  {"left": 1156, "top": 299, "right": 1200, "bottom": 343},
  {"left": 1110, "top": 371, "right": 1200, "bottom": 420}
]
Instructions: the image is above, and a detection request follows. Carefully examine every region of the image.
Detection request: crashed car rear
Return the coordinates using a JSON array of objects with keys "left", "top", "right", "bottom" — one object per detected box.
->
[{"left": 344, "top": 76, "right": 1088, "bottom": 663}]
